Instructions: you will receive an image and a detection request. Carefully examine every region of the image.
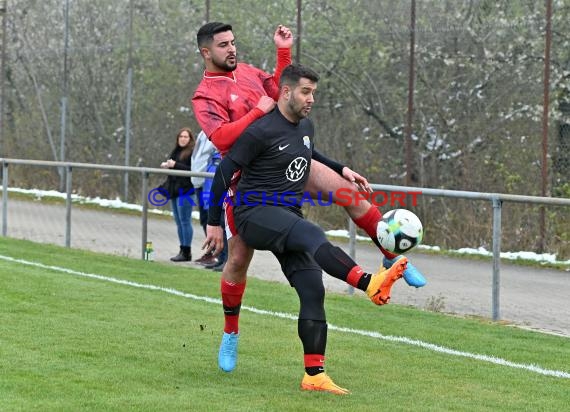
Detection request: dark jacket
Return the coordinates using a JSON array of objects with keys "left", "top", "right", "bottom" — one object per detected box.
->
[{"left": 165, "top": 147, "right": 193, "bottom": 199}]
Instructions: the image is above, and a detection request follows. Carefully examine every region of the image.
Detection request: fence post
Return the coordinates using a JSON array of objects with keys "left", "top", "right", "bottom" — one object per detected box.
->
[
  {"left": 141, "top": 170, "right": 149, "bottom": 260},
  {"left": 491, "top": 197, "right": 502, "bottom": 321},
  {"left": 1, "top": 159, "right": 7, "bottom": 236},
  {"left": 347, "top": 218, "right": 356, "bottom": 295},
  {"left": 65, "top": 164, "right": 72, "bottom": 248}
]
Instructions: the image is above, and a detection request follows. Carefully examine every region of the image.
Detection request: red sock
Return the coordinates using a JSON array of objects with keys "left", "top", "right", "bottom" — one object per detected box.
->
[
  {"left": 353, "top": 206, "right": 397, "bottom": 259},
  {"left": 353, "top": 206, "right": 382, "bottom": 239},
  {"left": 304, "top": 354, "right": 325, "bottom": 368},
  {"left": 304, "top": 354, "right": 326, "bottom": 375},
  {"left": 380, "top": 246, "right": 397, "bottom": 259},
  {"left": 221, "top": 279, "right": 246, "bottom": 334},
  {"left": 346, "top": 266, "right": 364, "bottom": 288}
]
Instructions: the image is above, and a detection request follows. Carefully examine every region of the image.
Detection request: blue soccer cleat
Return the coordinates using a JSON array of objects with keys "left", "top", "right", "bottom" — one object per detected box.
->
[
  {"left": 383, "top": 255, "right": 427, "bottom": 288},
  {"left": 218, "top": 332, "right": 239, "bottom": 372}
]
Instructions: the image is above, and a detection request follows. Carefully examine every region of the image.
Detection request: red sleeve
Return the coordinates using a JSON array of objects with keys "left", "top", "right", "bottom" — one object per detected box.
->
[
  {"left": 210, "top": 108, "right": 265, "bottom": 153},
  {"left": 274, "top": 48, "right": 292, "bottom": 84},
  {"left": 265, "top": 48, "right": 292, "bottom": 100}
]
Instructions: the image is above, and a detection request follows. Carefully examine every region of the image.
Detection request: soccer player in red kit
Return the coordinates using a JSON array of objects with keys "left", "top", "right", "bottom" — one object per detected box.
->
[{"left": 191, "top": 22, "right": 426, "bottom": 373}]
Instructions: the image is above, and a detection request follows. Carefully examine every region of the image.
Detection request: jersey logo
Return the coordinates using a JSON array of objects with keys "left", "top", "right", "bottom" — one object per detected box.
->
[
  {"left": 303, "top": 135, "right": 311, "bottom": 149},
  {"left": 286, "top": 157, "right": 308, "bottom": 182},
  {"left": 278, "top": 144, "right": 290, "bottom": 151},
  {"left": 230, "top": 94, "right": 239, "bottom": 102}
]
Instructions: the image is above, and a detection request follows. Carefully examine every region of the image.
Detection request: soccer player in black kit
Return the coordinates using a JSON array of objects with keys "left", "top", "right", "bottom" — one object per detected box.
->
[{"left": 205, "top": 63, "right": 408, "bottom": 395}]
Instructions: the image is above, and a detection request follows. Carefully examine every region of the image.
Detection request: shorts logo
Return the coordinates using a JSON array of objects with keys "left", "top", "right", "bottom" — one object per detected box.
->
[{"left": 286, "top": 157, "right": 308, "bottom": 182}]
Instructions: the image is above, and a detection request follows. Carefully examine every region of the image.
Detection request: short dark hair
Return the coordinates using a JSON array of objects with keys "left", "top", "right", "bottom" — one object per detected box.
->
[
  {"left": 279, "top": 64, "right": 320, "bottom": 88},
  {"left": 197, "top": 22, "right": 233, "bottom": 48}
]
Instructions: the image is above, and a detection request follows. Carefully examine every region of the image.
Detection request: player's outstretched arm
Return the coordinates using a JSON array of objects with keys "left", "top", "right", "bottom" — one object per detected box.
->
[
  {"left": 209, "top": 108, "right": 266, "bottom": 153},
  {"left": 312, "top": 149, "right": 372, "bottom": 193},
  {"left": 270, "top": 25, "right": 293, "bottom": 98}
]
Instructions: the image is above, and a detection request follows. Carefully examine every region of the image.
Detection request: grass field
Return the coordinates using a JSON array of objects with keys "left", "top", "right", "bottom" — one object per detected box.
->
[{"left": 1, "top": 237, "right": 569, "bottom": 411}]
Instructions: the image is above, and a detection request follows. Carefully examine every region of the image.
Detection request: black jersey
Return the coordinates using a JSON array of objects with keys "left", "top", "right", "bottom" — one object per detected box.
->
[
  {"left": 227, "top": 107, "right": 314, "bottom": 211},
  {"left": 207, "top": 107, "right": 346, "bottom": 227}
]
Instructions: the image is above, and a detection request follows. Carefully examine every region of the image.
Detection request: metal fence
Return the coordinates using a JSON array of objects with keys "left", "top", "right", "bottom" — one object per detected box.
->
[
  {"left": 2, "top": 157, "right": 570, "bottom": 323},
  {"left": 1, "top": 1, "right": 569, "bottom": 261}
]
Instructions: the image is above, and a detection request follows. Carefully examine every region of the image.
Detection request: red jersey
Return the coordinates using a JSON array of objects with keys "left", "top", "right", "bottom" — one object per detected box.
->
[{"left": 192, "top": 49, "right": 291, "bottom": 155}]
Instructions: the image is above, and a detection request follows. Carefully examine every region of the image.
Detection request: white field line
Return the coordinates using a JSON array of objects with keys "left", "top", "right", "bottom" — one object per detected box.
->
[{"left": 2, "top": 254, "right": 569, "bottom": 380}]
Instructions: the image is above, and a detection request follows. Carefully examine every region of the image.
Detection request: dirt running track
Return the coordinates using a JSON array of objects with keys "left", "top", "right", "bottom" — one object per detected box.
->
[{"left": 2, "top": 199, "right": 569, "bottom": 337}]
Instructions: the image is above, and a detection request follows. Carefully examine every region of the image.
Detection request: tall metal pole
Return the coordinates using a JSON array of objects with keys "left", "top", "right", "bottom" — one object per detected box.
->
[
  {"left": 123, "top": 0, "right": 133, "bottom": 201},
  {"left": 539, "top": 0, "right": 552, "bottom": 252},
  {"left": 0, "top": 0, "right": 7, "bottom": 159},
  {"left": 491, "top": 197, "right": 502, "bottom": 321},
  {"left": 295, "top": 0, "right": 302, "bottom": 63},
  {"left": 59, "top": 0, "right": 70, "bottom": 191},
  {"left": 405, "top": 0, "right": 416, "bottom": 186}
]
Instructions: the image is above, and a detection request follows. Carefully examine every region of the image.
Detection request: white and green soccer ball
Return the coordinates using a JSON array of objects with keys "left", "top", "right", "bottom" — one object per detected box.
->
[{"left": 377, "top": 209, "right": 423, "bottom": 254}]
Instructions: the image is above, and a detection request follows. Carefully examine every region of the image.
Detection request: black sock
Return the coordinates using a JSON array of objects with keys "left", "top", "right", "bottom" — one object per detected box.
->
[
  {"left": 357, "top": 272, "right": 372, "bottom": 291},
  {"left": 306, "top": 366, "right": 324, "bottom": 376},
  {"left": 313, "top": 243, "right": 357, "bottom": 282}
]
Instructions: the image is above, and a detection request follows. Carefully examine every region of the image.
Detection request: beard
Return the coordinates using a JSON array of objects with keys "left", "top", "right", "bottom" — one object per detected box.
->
[
  {"left": 284, "top": 99, "right": 311, "bottom": 123},
  {"left": 211, "top": 55, "right": 237, "bottom": 72}
]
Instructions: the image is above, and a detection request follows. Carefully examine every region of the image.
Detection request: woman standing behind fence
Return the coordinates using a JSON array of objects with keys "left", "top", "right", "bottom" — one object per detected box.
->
[{"left": 160, "top": 127, "right": 196, "bottom": 262}]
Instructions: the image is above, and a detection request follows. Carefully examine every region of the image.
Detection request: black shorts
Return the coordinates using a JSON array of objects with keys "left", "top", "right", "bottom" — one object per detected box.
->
[{"left": 234, "top": 206, "right": 321, "bottom": 280}]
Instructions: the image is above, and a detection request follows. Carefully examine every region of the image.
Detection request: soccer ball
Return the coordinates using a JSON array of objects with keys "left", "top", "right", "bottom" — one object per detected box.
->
[{"left": 377, "top": 209, "right": 423, "bottom": 254}]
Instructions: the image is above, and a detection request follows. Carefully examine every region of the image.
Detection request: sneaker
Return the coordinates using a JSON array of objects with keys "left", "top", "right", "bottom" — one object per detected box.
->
[
  {"left": 366, "top": 256, "right": 407, "bottom": 305},
  {"left": 195, "top": 252, "right": 215, "bottom": 265},
  {"left": 383, "top": 256, "right": 426, "bottom": 288},
  {"left": 300, "top": 373, "right": 350, "bottom": 395},
  {"left": 218, "top": 332, "right": 239, "bottom": 372},
  {"left": 201, "top": 254, "right": 219, "bottom": 266},
  {"left": 204, "top": 258, "right": 221, "bottom": 269}
]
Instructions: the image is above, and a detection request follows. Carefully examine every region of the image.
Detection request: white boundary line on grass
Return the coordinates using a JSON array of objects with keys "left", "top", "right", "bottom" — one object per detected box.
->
[{"left": 2, "top": 254, "right": 569, "bottom": 380}]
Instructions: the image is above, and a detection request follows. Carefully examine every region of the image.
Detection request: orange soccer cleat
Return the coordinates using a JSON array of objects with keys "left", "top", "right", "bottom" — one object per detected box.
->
[
  {"left": 366, "top": 256, "right": 408, "bottom": 305},
  {"left": 300, "top": 373, "right": 350, "bottom": 395}
]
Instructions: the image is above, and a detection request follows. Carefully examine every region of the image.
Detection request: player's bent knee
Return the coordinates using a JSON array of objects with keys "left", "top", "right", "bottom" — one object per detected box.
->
[
  {"left": 224, "top": 255, "right": 250, "bottom": 274},
  {"left": 225, "top": 236, "right": 254, "bottom": 275}
]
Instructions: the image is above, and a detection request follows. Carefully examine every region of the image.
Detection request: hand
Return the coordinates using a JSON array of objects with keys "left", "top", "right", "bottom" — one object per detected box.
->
[
  {"left": 203, "top": 224, "right": 224, "bottom": 256},
  {"left": 160, "top": 162, "right": 168, "bottom": 168},
  {"left": 256, "top": 95, "right": 276, "bottom": 114},
  {"left": 166, "top": 159, "right": 176, "bottom": 168},
  {"left": 274, "top": 25, "right": 293, "bottom": 49},
  {"left": 342, "top": 167, "right": 372, "bottom": 193}
]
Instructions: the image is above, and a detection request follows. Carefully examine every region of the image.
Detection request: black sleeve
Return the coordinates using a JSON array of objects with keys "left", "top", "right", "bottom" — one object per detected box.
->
[
  {"left": 173, "top": 157, "right": 191, "bottom": 171},
  {"left": 206, "top": 156, "right": 241, "bottom": 226},
  {"left": 172, "top": 148, "right": 192, "bottom": 170},
  {"left": 312, "top": 149, "right": 345, "bottom": 176}
]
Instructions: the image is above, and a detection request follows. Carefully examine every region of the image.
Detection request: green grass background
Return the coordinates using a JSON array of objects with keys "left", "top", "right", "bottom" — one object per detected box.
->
[{"left": 1, "top": 237, "right": 569, "bottom": 411}]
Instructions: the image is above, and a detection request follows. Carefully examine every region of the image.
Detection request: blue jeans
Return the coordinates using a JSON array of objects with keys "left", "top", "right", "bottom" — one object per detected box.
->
[{"left": 172, "top": 196, "right": 194, "bottom": 247}]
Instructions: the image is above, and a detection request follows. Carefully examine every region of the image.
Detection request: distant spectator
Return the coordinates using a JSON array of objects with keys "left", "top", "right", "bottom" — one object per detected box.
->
[{"left": 160, "top": 127, "right": 195, "bottom": 262}]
